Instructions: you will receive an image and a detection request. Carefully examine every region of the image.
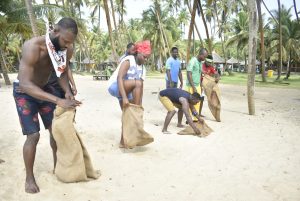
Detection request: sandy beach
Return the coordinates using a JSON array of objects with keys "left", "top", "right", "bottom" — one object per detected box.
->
[{"left": 0, "top": 73, "right": 300, "bottom": 201}]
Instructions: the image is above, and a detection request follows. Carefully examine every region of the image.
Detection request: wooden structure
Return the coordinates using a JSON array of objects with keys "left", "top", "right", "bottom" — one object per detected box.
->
[
  {"left": 93, "top": 70, "right": 111, "bottom": 80},
  {"left": 93, "top": 61, "right": 117, "bottom": 81}
]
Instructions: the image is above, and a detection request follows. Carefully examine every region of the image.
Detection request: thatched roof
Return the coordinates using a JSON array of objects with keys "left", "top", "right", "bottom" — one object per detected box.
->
[
  {"left": 240, "top": 60, "right": 260, "bottom": 65},
  {"left": 212, "top": 52, "right": 225, "bottom": 63},
  {"left": 227, "top": 57, "right": 239, "bottom": 64},
  {"left": 81, "top": 58, "right": 95, "bottom": 64}
]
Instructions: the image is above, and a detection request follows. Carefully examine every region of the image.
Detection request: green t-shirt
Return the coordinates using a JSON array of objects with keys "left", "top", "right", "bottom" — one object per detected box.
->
[{"left": 186, "top": 57, "right": 202, "bottom": 86}]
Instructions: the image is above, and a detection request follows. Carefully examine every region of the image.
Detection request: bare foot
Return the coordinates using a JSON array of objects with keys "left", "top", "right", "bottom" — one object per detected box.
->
[
  {"left": 119, "top": 143, "right": 125, "bottom": 148},
  {"left": 25, "top": 177, "right": 40, "bottom": 193},
  {"left": 177, "top": 124, "right": 184, "bottom": 128},
  {"left": 162, "top": 130, "right": 172, "bottom": 134}
]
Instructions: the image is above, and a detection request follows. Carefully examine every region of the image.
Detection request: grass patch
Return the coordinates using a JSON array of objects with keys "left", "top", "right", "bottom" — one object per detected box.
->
[
  {"left": 220, "top": 72, "right": 300, "bottom": 89},
  {"left": 146, "top": 71, "right": 300, "bottom": 89}
]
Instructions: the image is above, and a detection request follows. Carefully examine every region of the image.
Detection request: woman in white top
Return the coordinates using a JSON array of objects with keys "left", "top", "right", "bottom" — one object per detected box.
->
[{"left": 108, "top": 40, "right": 151, "bottom": 109}]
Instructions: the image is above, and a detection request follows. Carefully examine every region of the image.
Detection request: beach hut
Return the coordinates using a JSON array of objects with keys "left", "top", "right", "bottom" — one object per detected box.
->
[
  {"left": 227, "top": 57, "right": 239, "bottom": 64},
  {"left": 212, "top": 52, "right": 225, "bottom": 64},
  {"left": 81, "top": 58, "right": 96, "bottom": 72},
  {"left": 212, "top": 52, "right": 225, "bottom": 74}
]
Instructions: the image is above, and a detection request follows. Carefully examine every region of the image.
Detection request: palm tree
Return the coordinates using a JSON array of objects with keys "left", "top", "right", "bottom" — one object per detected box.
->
[
  {"left": 110, "top": 0, "right": 118, "bottom": 31},
  {"left": 226, "top": 11, "right": 249, "bottom": 71},
  {"left": 177, "top": 9, "right": 189, "bottom": 37},
  {"left": 186, "top": 0, "right": 198, "bottom": 63},
  {"left": 103, "top": 0, "right": 117, "bottom": 60},
  {"left": 268, "top": 3, "right": 294, "bottom": 80},
  {"left": 256, "top": 0, "right": 266, "bottom": 82},
  {"left": 284, "top": 20, "right": 300, "bottom": 79},
  {"left": 276, "top": 0, "right": 283, "bottom": 81},
  {"left": 114, "top": 0, "right": 132, "bottom": 51},
  {"left": 141, "top": 2, "right": 181, "bottom": 69},
  {"left": 0, "top": 1, "right": 33, "bottom": 85},
  {"left": 210, "top": 1, "right": 229, "bottom": 69},
  {"left": 247, "top": 0, "right": 258, "bottom": 115},
  {"left": 208, "top": 0, "right": 246, "bottom": 71},
  {"left": 293, "top": 0, "right": 299, "bottom": 21},
  {"left": 185, "top": 1, "right": 204, "bottom": 47},
  {"left": 155, "top": 1, "right": 170, "bottom": 52},
  {"left": 0, "top": 48, "right": 11, "bottom": 85},
  {"left": 25, "top": 0, "right": 38, "bottom": 36},
  {"left": 89, "top": 0, "right": 102, "bottom": 32},
  {"left": 204, "top": 3, "right": 216, "bottom": 40},
  {"left": 198, "top": 0, "right": 212, "bottom": 53}
]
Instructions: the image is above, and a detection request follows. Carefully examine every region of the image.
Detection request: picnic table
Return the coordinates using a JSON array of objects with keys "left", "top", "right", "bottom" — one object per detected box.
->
[
  {"left": 93, "top": 67, "right": 114, "bottom": 80},
  {"left": 93, "top": 72, "right": 110, "bottom": 80}
]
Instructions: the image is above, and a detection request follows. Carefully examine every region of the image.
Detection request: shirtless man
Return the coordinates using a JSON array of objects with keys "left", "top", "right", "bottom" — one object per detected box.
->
[{"left": 13, "top": 17, "right": 81, "bottom": 193}]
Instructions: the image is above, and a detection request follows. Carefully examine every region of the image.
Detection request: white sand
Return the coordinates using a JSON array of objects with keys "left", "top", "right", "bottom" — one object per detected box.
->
[{"left": 0, "top": 74, "right": 300, "bottom": 201}]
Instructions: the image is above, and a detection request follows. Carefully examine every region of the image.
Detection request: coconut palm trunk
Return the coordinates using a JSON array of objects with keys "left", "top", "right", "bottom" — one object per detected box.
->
[
  {"left": 198, "top": 0, "right": 212, "bottom": 53},
  {"left": 256, "top": 0, "right": 266, "bottom": 82},
  {"left": 0, "top": 48, "right": 11, "bottom": 85},
  {"left": 293, "top": 0, "right": 299, "bottom": 21},
  {"left": 213, "top": 2, "right": 228, "bottom": 73},
  {"left": 103, "top": 0, "right": 117, "bottom": 60},
  {"left": 186, "top": 2, "right": 204, "bottom": 47},
  {"left": 25, "top": 0, "right": 38, "bottom": 36},
  {"left": 186, "top": 0, "right": 197, "bottom": 63},
  {"left": 276, "top": 0, "right": 283, "bottom": 80},
  {"left": 247, "top": 0, "right": 258, "bottom": 115},
  {"left": 155, "top": 10, "right": 170, "bottom": 54},
  {"left": 110, "top": 0, "right": 120, "bottom": 46},
  {"left": 285, "top": 51, "right": 291, "bottom": 80}
]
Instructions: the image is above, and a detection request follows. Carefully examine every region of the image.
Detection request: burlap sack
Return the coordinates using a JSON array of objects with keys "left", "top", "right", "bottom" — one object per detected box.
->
[
  {"left": 178, "top": 121, "right": 213, "bottom": 137},
  {"left": 52, "top": 106, "right": 99, "bottom": 183},
  {"left": 202, "top": 75, "right": 221, "bottom": 122},
  {"left": 122, "top": 104, "right": 154, "bottom": 149}
]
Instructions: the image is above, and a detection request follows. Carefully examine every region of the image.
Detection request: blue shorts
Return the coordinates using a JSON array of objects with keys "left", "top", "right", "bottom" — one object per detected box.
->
[
  {"left": 13, "top": 82, "right": 61, "bottom": 135},
  {"left": 108, "top": 82, "right": 133, "bottom": 101}
]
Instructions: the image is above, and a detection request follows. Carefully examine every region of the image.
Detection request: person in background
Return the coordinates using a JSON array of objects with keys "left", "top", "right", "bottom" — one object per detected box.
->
[
  {"left": 185, "top": 48, "right": 208, "bottom": 119},
  {"left": 201, "top": 54, "right": 220, "bottom": 83},
  {"left": 165, "top": 47, "right": 183, "bottom": 89},
  {"left": 119, "top": 42, "right": 136, "bottom": 62}
]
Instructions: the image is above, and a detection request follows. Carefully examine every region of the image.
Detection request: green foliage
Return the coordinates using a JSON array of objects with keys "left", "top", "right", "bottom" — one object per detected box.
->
[{"left": 218, "top": 72, "right": 300, "bottom": 89}]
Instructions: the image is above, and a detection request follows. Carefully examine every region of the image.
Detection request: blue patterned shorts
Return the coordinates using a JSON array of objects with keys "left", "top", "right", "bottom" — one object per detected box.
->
[{"left": 13, "top": 82, "right": 61, "bottom": 135}]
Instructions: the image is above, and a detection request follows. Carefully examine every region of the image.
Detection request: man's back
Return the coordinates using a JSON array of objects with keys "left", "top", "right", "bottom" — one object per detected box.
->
[{"left": 160, "top": 88, "right": 190, "bottom": 104}]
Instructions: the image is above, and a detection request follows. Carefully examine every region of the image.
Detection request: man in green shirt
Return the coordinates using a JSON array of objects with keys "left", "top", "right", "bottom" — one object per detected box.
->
[{"left": 186, "top": 48, "right": 208, "bottom": 120}]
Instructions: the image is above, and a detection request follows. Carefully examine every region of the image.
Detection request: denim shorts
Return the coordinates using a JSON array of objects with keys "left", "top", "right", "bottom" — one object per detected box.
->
[
  {"left": 13, "top": 82, "right": 61, "bottom": 135},
  {"left": 108, "top": 82, "right": 133, "bottom": 101}
]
